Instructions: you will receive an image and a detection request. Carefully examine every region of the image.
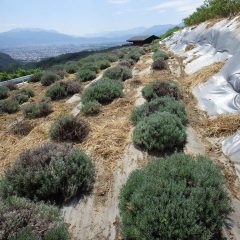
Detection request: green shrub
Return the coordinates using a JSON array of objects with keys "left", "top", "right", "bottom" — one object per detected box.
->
[
  {"left": 152, "top": 58, "right": 167, "bottom": 70},
  {"left": 81, "top": 101, "right": 101, "bottom": 115},
  {"left": 80, "top": 62, "right": 98, "bottom": 72},
  {"left": 131, "top": 96, "right": 187, "bottom": 125},
  {"left": 96, "top": 60, "right": 111, "bottom": 70},
  {"left": 151, "top": 40, "right": 160, "bottom": 52},
  {"left": 28, "top": 72, "right": 43, "bottom": 83},
  {"left": 133, "top": 112, "right": 186, "bottom": 152},
  {"left": 159, "top": 26, "right": 183, "bottom": 40},
  {"left": 49, "top": 115, "right": 89, "bottom": 142},
  {"left": 0, "top": 86, "right": 9, "bottom": 100},
  {"left": 142, "top": 80, "right": 182, "bottom": 101},
  {"left": 64, "top": 63, "right": 79, "bottom": 74},
  {"left": 0, "top": 196, "right": 68, "bottom": 239},
  {"left": 119, "top": 153, "right": 231, "bottom": 240},
  {"left": 153, "top": 50, "right": 169, "bottom": 60},
  {"left": 81, "top": 78, "right": 123, "bottom": 105},
  {"left": 0, "top": 143, "right": 94, "bottom": 203},
  {"left": 12, "top": 94, "right": 29, "bottom": 104},
  {"left": 0, "top": 99, "right": 19, "bottom": 114},
  {"left": 103, "top": 66, "right": 132, "bottom": 81},
  {"left": 18, "top": 88, "right": 34, "bottom": 98},
  {"left": 41, "top": 72, "right": 59, "bottom": 86},
  {"left": 60, "top": 80, "right": 82, "bottom": 95},
  {"left": 125, "top": 51, "right": 141, "bottom": 62},
  {"left": 23, "top": 102, "right": 52, "bottom": 119},
  {"left": 118, "top": 59, "right": 134, "bottom": 68},
  {"left": 45, "top": 83, "right": 67, "bottom": 100},
  {"left": 76, "top": 69, "right": 96, "bottom": 82}
]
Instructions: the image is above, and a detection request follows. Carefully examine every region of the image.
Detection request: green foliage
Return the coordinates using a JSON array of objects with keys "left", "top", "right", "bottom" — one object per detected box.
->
[
  {"left": 0, "top": 143, "right": 94, "bottom": 203},
  {"left": 28, "top": 72, "right": 43, "bottom": 83},
  {"left": 76, "top": 69, "right": 96, "bottom": 82},
  {"left": 81, "top": 78, "right": 123, "bottom": 105},
  {"left": 0, "top": 196, "right": 68, "bottom": 239},
  {"left": 125, "top": 50, "right": 141, "bottom": 62},
  {"left": 41, "top": 71, "right": 59, "bottom": 86},
  {"left": 103, "top": 66, "right": 132, "bottom": 81},
  {"left": 60, "top": 80, "right": 82, "bottom": 95},
  {"left": 96, "top": 59, "right": 111, "bottom": 70},
  {"left": 131, "top": 96, "right": 188, "bottom": 126},
  {"left": 49, "top": 115, "right": 89, "bottom": 142},
  {"left": 45, "top": 83, "right": 67, "bottom": 100},
  {"left": 119, "top": 153, "right": 232, "bottom": 240},
  {"left": 0, "top": 99, "right": 19, "bottom": 114},
  {"left": 81, "top": 101, "right": 101, "bottom": 115},
  {"left": 151, "top": 40, "right": 160, "bottom": 52},
  {"left": 159, "top": 26, "right": 183, "bottom": 40},
  {"left": 184, "top": 0, "right": 240, "bottom": 26},
  {"left": 133, "top": 112, "right": 186, "bottom": 152},
  {"left": 0, "top": 52, "right": 20, "bottom": 72},
  {"left": 64, "top": 63, "right": 79, "bottom": 74},
  {"left": 153, "top": 50, "right": 169, "bottom": 60},
  {"left": 0, "top": 86, "right": 9, "bottom": 100},
  {"left": 142, "top": 80, "right": 182, "bottom": 101},
  {"left": 12, "top": 94, "right": 29, "bottom": 104},
  {"left": 118, "top": 59, "right": 134, "bottom": 68},
  {"left": 18, "top": 88, "right": 35, "bottom": 98},
  {"left": 23, "top": 102, "right": 52, "bottom": 119}
]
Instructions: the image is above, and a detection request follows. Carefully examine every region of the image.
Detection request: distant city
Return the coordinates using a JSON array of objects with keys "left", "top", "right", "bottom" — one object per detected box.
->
[{"left": 0, "top": 42, "right": 125, "bottom": 62}]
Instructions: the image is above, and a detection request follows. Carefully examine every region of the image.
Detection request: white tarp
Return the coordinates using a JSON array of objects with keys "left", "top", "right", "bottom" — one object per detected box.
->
[{"left": 164, "top": 17, "right": 240, "bottom": 176}]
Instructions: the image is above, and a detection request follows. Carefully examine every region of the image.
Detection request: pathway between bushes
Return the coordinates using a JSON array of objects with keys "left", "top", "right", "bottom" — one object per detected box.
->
[{"left": 62, "top": 52, "right": 159, "bottom": 240}]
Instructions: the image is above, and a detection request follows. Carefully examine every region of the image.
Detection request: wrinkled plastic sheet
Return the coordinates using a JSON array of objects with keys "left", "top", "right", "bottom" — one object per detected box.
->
[{"left": 222, "top": 130, "right": 240, "bottom": 178}]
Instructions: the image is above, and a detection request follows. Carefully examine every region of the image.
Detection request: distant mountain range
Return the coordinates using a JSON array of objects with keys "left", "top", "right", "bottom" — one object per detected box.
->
[{"left": 0, "top": 24, "right": 177, "bottom": 48}]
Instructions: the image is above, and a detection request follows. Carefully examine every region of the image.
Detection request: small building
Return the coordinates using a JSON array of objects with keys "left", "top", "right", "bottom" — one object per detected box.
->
[{"left": 127, "top": 35, "right": 159, "bottom": 45}]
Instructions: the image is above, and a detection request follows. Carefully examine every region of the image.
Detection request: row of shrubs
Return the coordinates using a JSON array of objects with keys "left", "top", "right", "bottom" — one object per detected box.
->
[
  {"left": 120, "top": 76, "right": 231, "bottom": 239},
  {"left": 132, "top": 80, "right": 186, "bottom": 153}
]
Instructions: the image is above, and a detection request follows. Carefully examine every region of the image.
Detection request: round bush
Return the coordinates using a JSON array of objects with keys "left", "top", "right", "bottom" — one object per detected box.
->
[
  {"left": 18, "top": 88, "right": 35, "bottom": 98},
  {"left": 125, "top": 51, "right": 141, "bottom": 62},
  {"left": 76, "top": 69, "right": 96, "bottom": 82},
  {"left": 0, "top": 99, "right": 19, "bottom": 114},
  {"left": 49, "top": 115, "right": 89, "bottom": 142},
  {"left": 28, "top": 72, "right": 43, "bottom": 83},
  {"left": 64, "top": 63, "right": 79, "bottom": 74},
  {"left": 41, "top": 72, "right": 59, "bottom": 86},
  {"left": 59, "top": 80, "right": 82, "bottom": 95},
  {"left": 1, "top": 143, "right": 94, "bottom": 203},
  {"left": 81, "top": 101, "right": 101, "bottom": 115},
  {"left": 153, "top": 50, "right": 169, "bottom": 60},
  {"left": 96, "top": 60, "right": 111, "bottom": 70},
  {"left": 23, "top": 102, "right": 52, "bottom": 119},
  {"left": 45, "top": 83, "right": 67, "bottom": 100},
  {"left": 119, "top": 153, "right": 231, "bottom": 240},
  {"left": 0, "top": 86, "right": 9, "bottom": 100},
  {"left": 12, "top": 93, "right": 29, "bottom": 104},
  {"left": 133, "top": 112, "right": 186, "bottom": 152},
  {"left": 119, "top": 59, "right": 134, "bottom": 68},
  {"left": 152, "top": 58, "right": 167, "bottom": 70},
  {"left": 9, "top": 120, "right": 33, "bottom": 136},
  {"left": 0, "top": 197, "right": 68, "bottom": 240},
  {"left": 142, "top": 80, "right": 182, "bottom": 101},
  {"left": 131, "top": 96, "right": 188, "bottom": 125},
  {"left": 103, "top": 66, "right": 132, "bottom": 81},
  {"left": 81, "top": 78, "right": 123, "bottom": 105}
]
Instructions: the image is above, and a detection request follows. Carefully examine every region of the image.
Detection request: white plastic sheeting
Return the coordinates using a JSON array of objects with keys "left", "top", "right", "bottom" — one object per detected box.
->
[{"left": 164, "top": 17, "right": 240, "bottom": 177}]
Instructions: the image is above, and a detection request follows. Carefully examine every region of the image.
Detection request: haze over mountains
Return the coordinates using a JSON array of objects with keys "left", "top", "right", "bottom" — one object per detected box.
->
[{"left": 0, "top": 24, "right": 176, "bottom": 48}]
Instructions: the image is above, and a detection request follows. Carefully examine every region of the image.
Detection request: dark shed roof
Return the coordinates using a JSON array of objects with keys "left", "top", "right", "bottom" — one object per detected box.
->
[{"left": 127, "top": 35, "right": 159, "bottom": 42}]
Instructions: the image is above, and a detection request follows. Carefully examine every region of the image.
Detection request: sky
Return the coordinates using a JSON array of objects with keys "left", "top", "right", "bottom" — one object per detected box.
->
[{"left": 0, "top": 0, "right": 204, "bottom": 36}]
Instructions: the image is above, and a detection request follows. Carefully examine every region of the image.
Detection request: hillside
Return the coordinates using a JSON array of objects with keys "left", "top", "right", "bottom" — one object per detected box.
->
[{"left": 0, "top": 52, "right": 19, "bottom": 71}]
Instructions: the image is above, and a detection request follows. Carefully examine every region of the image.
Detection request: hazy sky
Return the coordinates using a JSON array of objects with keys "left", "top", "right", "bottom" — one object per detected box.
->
[{"left": 1, "top": 0, "right": 204, "bottom": 35}]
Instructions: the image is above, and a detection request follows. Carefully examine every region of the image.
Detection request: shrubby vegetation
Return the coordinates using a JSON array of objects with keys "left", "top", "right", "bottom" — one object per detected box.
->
[
  {"left": 81, "top": 100, "right": 101, "bottom": 115},
  {"left": 142, "top": 80, "right": 182, "bottom": 101},
  {"left": 23, "top": 101, "right": 52, "bottom": 119},
  {"left": 41, "top": 71, "right": 59, "bottom": 86},
  {"left": 0, "top": 68, "right": 37, "bottom": 82},
  {"left": 118, "top": 59, "right": 134, "bottom": 68},
  {"left": 133, "top": 112, "right": 186, "bottom": 152},
  {"left": 81, "top": 78, "right": 123, "bottom": 105},
  {"left": 119, "top": 153, "right": 231, "bottom": 240},
  {"left": 0, "top": 99, "right": 19, "bottom": 114},
  {"left": 184, "top": 0, "right": 240, "bottom": 26},
  {"left": 131, "top": 96, "right": 187, "bottom": 126},
  {"left": 159, "top": 26, "right": 183, "bottom": 40},
  {"left": 9, "top": 120, "right": 33, "bottom": 136},
  {"left": 45, "top": 80, "right": 81, "bottom": 100},
  {"left": 0, "top": 196, "right": 68, "bottom": 240},
  {"left": 64, "top": 62, "right": 79, "bottom": 74},
  {"left": 103, "top": 66, "right": 132, "bottom": 81},
  {"left": 49, "top": 115, "right": 89, "bottom": 142},
  {"left": 0, "top": 86, "right": 9, "bottom": 99},
  {"left": 76, "top": 69, "right": 96, "bottom": 82},
  {"left": 28, "top": 71, "right": 43, "bottom": 83},
  {"left": 152, "top": 58, "right": 167, "bottom": 70},
  {"left": 0, "top": 143, "right": 94, "bottom": 203},
  {"left": 151, "top": 39, "right": 160, "bottom": 52},
  {"left": 153, "top": 50, "right": 169, "bottom": 61},
  {"left": 125, "top": 48, "right": 144, "bottom": 62},
  {"left": 96, "top": 59, "right": 111, "bottom": 70},
  {"left": 18, "top": 88, "right": 35, "bottom": 98}
]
